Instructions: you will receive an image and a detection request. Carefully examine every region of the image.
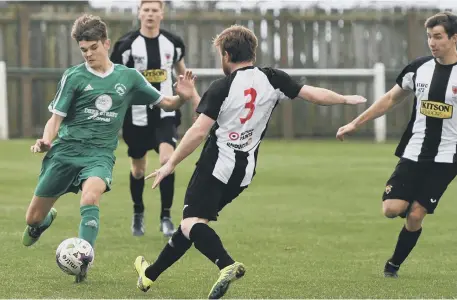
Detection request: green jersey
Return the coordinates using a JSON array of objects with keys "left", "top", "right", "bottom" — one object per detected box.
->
[{"left": 48, "top": 62, "right": 163, "bottom": 151}]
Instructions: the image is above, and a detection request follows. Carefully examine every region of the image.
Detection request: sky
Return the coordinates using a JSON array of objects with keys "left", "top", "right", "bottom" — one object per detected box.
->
[{"left": 88, "top": 0, "right": 457, "bottom": 11}]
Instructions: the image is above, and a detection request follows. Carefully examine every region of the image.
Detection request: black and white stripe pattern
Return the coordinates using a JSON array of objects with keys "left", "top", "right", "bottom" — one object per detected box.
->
[
  {"left": 111, "top": 29, "right": 185, "bottom": 126},
  {"left": 395, "top": 56, "right": 457, "bottom": 163},
  {"left": 196, "top": 66, "right": 302, "bottom": 187}
]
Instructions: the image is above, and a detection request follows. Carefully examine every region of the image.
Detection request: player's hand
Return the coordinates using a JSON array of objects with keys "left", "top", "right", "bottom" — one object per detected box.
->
[
  {"left": 336, "top": 123, "right": 357, "bottom": 141},
  {"left": 145, "top": 162, "right": 175, "bottom": 189},
  {"left": 343, "top": 95, "right": 367, "bottom": 105},
  {"left": 174, "top": 70, "right": 197, "bottom": 101},
  {"left": 30, "top": 139, "right": 51, "bottom": 153}
]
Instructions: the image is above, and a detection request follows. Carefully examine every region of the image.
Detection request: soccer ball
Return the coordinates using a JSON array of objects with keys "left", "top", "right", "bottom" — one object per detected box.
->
[{"left": 55, "top": 237, "right": 94, "bottom": 276}]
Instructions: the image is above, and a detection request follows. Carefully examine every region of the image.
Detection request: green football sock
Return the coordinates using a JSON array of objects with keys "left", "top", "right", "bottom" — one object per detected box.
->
[{"left": 78, "top": 205, "right": 100, "bottom": 247}]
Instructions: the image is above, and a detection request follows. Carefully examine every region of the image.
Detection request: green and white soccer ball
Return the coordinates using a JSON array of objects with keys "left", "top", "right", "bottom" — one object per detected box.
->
[{"left": 55, "top": 237, "right": 94, "bottom": 276}]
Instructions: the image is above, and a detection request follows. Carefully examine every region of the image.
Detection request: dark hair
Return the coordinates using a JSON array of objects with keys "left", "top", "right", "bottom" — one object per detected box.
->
[
  {"left": 71, "top": 14, "right": 108, "bottom": 42},
  {"left": 424, "top": 12, "right": 457, "bottom": 38},
  {"left": 213, "top": 25, "right": 258, "bottom": 63}
]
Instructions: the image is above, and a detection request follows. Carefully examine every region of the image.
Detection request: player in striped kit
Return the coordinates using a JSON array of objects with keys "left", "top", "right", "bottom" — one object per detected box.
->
[
  {"left": 337, "top": 12, "right": 457, "bottom": 278},
  {"left": 111, "top": 0, "right": 198, "bottom": 237},
  {"left": 133, "top": 25, "right": 366, "bottom": 298}
]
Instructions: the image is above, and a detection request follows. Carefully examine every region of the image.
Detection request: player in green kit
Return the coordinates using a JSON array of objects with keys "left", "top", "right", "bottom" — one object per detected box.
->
[{"left": 21, "top": 14, "right": 198, "bottom": 283}]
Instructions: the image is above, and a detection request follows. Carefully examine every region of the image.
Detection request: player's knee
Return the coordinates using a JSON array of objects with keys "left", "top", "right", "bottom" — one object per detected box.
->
[
  {"left": 159, "top": 155, "right": 171, "bottom": 166},
  {"left": 407, "top": 210, "right": 424, "bottom": 223},
  {"left": 131, "top": 168, "right": 145, "bottom": 178},
  {"left": 406, "top": 206, "right": 426, "bottom": 229},
  {"left": 382, "top": 200, "right": 408, "bottom": 218},
  {"left": 180, "top": 218, "right": 197, "bottom": 238},
  {"left": 383, "top": 204, "right": 402, "bottom": 218},
  {"left": 81, "top": 189, "right": 102, "bottom": 206},
  {"left": 131, "top": 163, "right": 146, "bottom": 178},
  {"left": 180, "top": 218, "right": 208, "bottom": 239}
]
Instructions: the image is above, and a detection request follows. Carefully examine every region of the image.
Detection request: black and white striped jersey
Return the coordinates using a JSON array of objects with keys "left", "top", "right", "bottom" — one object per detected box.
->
[
  {"left": 396, "top": 56, "right": 457, "bottom": 163},
  {"left": 110, "top": 29, "right": 185, "bottom": 126},
  {"left": 196, "top": 66, "right": 302, "bottom": 187}
]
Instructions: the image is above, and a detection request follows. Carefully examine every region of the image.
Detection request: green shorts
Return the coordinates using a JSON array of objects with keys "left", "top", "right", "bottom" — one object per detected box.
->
[{"left": 34, "top": 142, "right": 115, "bottom": 198}]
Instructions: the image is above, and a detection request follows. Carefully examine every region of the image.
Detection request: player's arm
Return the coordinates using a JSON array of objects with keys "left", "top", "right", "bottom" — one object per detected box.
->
[
  {"left": 131, "top": 69, "right": 197, "bottom": 111},
  {"left": 157, "top": 92, "right": 200, "bottom": 112},
  {"left": 336, "top": 60, "right": 419, "bottom": 141},
  {"left": 145, "top": 113, "right": 214, "bottom": 188},
  {"left": 164, "top": 77, "right": 221, "bottom": 168},
  {"left": 298, "top": 85, "right": 366, "bottom": 106},
  {"left": 336, "top": 85, "right": 411, "bottom": 141},
  {"left": 166, "top": 82, "right": 223, "bottom": 167},
  {"left": 174, "top": 59, "right": 201, "bottom": 114},
  {"left": 349, "top": 85, "right": 410, "bottom": 128},
  {"left": 31, "top": 114, "right": 64, "bottom": 153},
  {"left": 172, "top": 34, "right": 187, "bottom": 76},
  {"left": 157, "top": 95, "right": 185, "bottom": 112},
  {"left": 42, "top": 114, "right": 63, "bottom": 142},
  {"left": 165, "top": 78, "right": 224, "bottom": 168},
  {"left": 159, "top": 94, "right": 201, "bottom": 112},
  {"left": 145, "top": 78, "right": 226, "bottom": 189},
  {"left": 159, "top": 70, "right": 199, "bottom": 111},
  {"left": 172, "top": 35, "right": 201, "bottom": 113},
  {"left": 168, "top": 113, "right": 213, "bottom": 167},
  {"left": 32, "top": 70, "right": 75, "bottom": 153},
  {"left": 174, "top": 59, "right": 186, "bottom": 76},
  {"left": 269, "top": 68, "right": 366, "bottom": 105}
]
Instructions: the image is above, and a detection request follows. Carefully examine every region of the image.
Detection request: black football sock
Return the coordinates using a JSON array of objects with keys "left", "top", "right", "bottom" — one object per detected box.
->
[
  {"left": 130, "top": 172, "right": 145, "bottom": 214},
  {"left": 390, "top": 225, "right": 422, "bottom": 266},
  {"left": 144, "top": 226, "right": 192, "bottom": 281},
  {"left": 159, "top": 173, "right": 174, "bottom": 219},
  {"left": 189, "top": 223, "right": 235, "bottom": 270}
]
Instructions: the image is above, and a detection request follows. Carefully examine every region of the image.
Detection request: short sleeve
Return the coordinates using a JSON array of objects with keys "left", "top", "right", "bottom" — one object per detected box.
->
[
  {"left": 48, "top": 70, "right": 76, "bottom": 117},
  {"left": 131, "top": 69, "right": 164, "bottom": 106},
  {"left": 110, "top": 31, "right": 137, "bottom": 66},
  {"left": 196, "top": 78, "right": 229, "bottom": 120},
  {"left": 110, "top": 41, "right": 123, "bottom": 64},
  {"left": 174, "top": 36, "right": 185, "bottom": 63},
  {"left": 111, "top": 40, "right": 132, "bottom": 66},
  {"left": 396, "top": 56, "right": 433, "bottom": 91},
  {"left": 265, "top": 68, "right": 302, "bottom": 100},
  {"left": 396, "top": 64, "right": 415, "bottom": 91}
]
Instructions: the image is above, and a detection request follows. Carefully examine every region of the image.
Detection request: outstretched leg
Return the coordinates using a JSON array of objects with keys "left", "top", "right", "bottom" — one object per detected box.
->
[
  {"left": 22, "top": 196, "right": 58, "bottom": 246},
  {"left": 134, "top": 225, "right": 192, "bottom": 292}
]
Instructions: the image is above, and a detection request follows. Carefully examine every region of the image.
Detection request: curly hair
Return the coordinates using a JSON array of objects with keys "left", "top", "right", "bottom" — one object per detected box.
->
[{"left": 71, "top": 14, "right": 108, "bottom": 42}]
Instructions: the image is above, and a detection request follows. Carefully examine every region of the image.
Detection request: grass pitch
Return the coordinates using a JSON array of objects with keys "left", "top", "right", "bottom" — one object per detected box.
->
[{"left": 0, "top": 139, "right": 456, "bottom": 298}]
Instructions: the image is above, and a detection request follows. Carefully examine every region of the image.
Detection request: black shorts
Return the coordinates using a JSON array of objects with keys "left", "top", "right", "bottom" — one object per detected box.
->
[
  {"left": 183, "top": 166, "right": 247, "bottom": 221},
  {"left": 123, "top": 116, "right": 178, "bottom": 159},
  {"left": 382, "top": 158, "right": 457, "bottom": 214}
]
